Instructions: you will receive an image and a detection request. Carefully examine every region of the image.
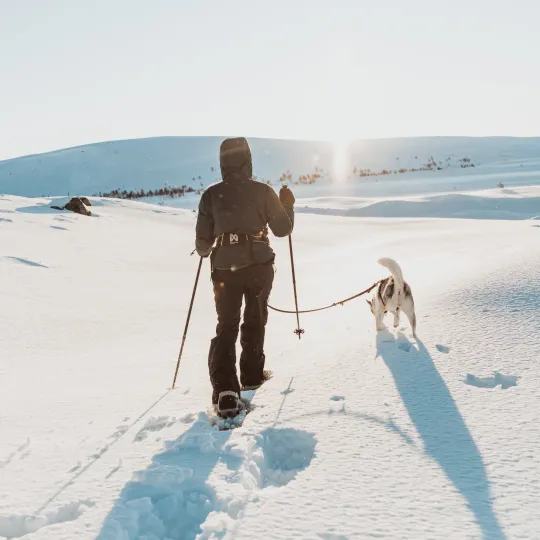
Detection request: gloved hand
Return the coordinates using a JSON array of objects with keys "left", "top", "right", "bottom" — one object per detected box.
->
[{"left": 279, "top": 185, "right": 295, "bottom": 207}]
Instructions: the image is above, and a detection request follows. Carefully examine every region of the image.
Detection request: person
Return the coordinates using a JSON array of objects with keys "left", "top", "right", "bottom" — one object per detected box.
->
[{"left": 195, "top": 137, "right": 295, "bottom": 418}]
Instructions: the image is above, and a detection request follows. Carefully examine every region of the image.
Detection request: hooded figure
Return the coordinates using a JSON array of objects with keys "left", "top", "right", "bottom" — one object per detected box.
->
[{"left": 195, "top": 137, "right": 295, "bottom": 418}]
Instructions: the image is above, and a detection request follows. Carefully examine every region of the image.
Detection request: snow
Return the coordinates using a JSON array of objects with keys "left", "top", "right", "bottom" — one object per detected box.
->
[{"left": 1, "top": 140, "right": 540, "bottom": 539}]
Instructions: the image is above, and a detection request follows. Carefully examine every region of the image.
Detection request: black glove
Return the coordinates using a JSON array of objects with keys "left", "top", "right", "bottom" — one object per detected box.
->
[{"left": 279, "top": 185, "right": 295, "bottom": 206}]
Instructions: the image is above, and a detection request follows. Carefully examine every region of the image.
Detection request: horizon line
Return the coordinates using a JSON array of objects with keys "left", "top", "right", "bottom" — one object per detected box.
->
[{"left": 2, "top": 133, "right": 540, "bottom": 163}]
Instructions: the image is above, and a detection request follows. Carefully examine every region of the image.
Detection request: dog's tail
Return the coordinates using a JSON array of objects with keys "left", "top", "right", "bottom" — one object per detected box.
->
[{"left": 378, "top": 258, "right": 404, "bottom": 290}]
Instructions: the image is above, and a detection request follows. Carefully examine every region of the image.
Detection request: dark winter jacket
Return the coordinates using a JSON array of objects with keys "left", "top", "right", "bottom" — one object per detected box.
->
[{"left": 195, "top": 138, "right": 294, "bottom": 270}]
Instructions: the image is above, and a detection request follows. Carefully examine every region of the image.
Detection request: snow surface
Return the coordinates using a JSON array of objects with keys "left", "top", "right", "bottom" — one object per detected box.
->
[{"left": 1, "top": 145, "right": 540, "bottom": 539}]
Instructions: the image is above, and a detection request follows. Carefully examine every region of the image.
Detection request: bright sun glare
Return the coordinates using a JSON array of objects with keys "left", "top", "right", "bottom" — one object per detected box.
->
[
  {"left": 327, "top": 42, "right": 356, "bottom": 183},
  {"left": 332, "top": 137, "right": 351, "bottom": 183}
]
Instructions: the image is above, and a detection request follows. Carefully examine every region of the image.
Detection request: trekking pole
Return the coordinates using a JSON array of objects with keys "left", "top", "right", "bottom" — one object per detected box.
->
[
  {"left": 171, "top": 256, "right": 203, "bottom": 389},
  {"left": 288, "top": 234, "right": 304, "bottom": 339}
]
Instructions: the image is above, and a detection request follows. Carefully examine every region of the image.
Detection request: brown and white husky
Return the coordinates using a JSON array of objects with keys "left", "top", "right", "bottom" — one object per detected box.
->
[{"left": 367, "top": 258, "right": 417, "bottom": 338}]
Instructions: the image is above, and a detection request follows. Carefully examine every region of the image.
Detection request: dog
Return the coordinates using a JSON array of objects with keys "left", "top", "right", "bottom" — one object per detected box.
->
[{"left": 367, "top": 258, "right": 417, "bottom": 337}]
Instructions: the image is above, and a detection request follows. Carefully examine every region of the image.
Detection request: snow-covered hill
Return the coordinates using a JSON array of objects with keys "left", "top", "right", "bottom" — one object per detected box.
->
[
  {"left": 1, "top": 162, "right": 539, "bottom": 539},
  {"left": 1, "top": 136, "right": 540, "bottom": 198}
]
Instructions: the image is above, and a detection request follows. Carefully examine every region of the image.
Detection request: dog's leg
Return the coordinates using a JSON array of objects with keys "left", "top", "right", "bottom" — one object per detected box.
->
[
  {"left": 376, "top": 311, "right": 385, "bottom": 332},
  {"left": 401, "top": 297, "right": 417, "bottom": 338},
  {"left": 393, "top": 308, "right": 400, "bottom": 328}
]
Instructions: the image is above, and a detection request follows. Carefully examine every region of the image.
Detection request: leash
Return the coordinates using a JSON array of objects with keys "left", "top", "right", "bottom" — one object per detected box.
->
[{"left": 268, "top": 280, "right": 382, "bottom": 315}]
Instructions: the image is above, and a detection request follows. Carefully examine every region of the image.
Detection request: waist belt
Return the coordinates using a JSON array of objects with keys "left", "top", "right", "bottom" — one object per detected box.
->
[{"left": 217, "top": 232, "right": 269, "bottom": 247}]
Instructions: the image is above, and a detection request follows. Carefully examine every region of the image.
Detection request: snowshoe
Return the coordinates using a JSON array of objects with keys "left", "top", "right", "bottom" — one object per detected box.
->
[
  {"left": 217, "top": 390, "right": 240, "bottom": 419},
  {"left": 241, "top": 369, "right": 273, "bottom": 391},
  {"left": 209, "top": 394, "right": 251, "bottom": 430}
]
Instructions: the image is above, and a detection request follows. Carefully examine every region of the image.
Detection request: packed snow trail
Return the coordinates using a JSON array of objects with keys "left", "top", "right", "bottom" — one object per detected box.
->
[{"left": 0, "top": 192, "right": 539, "bottom": 539}]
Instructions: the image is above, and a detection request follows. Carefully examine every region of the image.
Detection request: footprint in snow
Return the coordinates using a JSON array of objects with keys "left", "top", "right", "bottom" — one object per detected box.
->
[
  {"left": 465, "top": 372, "right": 518, "bottom": 390},
  {"left": 318, "top": 534, "right": 349, "bottom": 540},
  {"left": 257, "top": 428, "right": 317, "bottom": 488},
  {"left": 178, "top": 413, "right": 196, "bottom": 424},
  {"left": 0, "top": 500, "right": 95, "bottom": 539},
  {"left": 109, "top": 425, "right": 129, "bottom": 440},
  {"left": 436, "top": 344, "right": 450, "bottom": 353},
  {"left": 133, "top": 415, "right": 176, "bottom": 442}
]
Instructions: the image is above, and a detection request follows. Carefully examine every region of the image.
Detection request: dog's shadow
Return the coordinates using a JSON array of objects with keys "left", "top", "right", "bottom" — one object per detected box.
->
[{"left": 376, "top": 331, "right": 506, "bottom": 540}]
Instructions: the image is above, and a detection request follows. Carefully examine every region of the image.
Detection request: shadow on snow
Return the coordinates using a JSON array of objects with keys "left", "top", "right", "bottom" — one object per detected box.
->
[
  {"left": 377, "top": 332, "right": 505, "bottom": 540},
  {"left": 97, "top": 415, "right": 233, "bottom": 540}
]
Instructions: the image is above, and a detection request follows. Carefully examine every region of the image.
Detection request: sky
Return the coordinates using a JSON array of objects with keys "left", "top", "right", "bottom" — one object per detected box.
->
[{"left": 1, "top": 0, "right": 540, "bottom": 160}]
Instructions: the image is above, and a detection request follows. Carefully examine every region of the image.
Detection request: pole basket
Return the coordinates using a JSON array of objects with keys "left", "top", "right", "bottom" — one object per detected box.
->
[{"left": 294, "top": 328, "right": 305, "bottom": 338}]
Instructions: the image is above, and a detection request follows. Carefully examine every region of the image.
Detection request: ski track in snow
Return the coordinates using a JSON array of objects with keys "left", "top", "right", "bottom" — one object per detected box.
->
[
  {"left": 3, "top": 256, "right": 49, "bottom": 268},
  {"left": 0, "top": 439, "right": 31, "bottom": 470}
]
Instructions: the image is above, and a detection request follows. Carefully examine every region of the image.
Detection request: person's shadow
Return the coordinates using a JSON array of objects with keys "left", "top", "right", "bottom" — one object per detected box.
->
[
  {"left": 97, "top": 416, "right": 235, "bottom": 540},
  {"left": 377, "top": 331, "right": 505, "bottom": 540}
]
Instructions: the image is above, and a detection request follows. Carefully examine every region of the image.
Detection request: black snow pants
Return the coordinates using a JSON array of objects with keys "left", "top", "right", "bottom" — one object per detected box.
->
[{"left": 209, "top": 263, "right": 274, "bottom": 404}]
